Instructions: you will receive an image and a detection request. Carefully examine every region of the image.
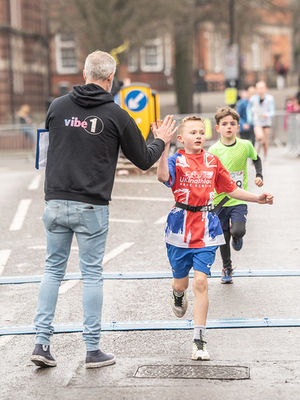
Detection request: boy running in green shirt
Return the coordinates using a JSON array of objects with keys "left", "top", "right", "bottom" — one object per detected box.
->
[{"left": 208, "top": 107, "right": 263, "bottom": 283}]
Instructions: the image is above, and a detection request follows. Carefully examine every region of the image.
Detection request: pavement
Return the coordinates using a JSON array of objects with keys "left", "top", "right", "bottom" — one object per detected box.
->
[{"left": 0, "top": 147, "right": 300, "bottom": 398}]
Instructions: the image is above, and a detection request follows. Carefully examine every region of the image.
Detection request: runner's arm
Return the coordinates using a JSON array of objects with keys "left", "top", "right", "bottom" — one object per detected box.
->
[
  {"left": 253, "top": 155, "right": 263, "bottom": 179},
  {"left": 227, "top": 187, "right": 273, "bottom": 204},
  {"left": 157, "top": 142, "right": 171, "bottom": 182}
]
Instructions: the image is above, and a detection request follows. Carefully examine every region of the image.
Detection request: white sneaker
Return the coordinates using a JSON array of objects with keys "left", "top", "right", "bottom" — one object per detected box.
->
[
  {"left": 171, "top": 290, "right": 188, "bottom": 318},
  {"left": 192, "top": 338, "right": 210, "bottom": 361}
]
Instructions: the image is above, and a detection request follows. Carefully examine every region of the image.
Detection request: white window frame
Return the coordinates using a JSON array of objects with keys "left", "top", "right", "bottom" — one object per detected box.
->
[
  {"left": 10, "top": 0, "right": 22, "bottom": 29},
  {"left": 55, "top": 33, "right": 78, "bottom": 74},
  {"left": 140, "top": 38, "right": 164, "bottom": 72},
  {"left": 128, "top": 50, "right": 138, "bottom": 72}
]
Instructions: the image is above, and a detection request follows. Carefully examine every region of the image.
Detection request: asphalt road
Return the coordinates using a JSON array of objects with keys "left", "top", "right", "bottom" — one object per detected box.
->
[{"left": 0, "top": 146, "right": 300, "bottom": 400}]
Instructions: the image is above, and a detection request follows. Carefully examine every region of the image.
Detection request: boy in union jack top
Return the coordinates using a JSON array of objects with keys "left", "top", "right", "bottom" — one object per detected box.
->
[{"left": 153, "top": 116, "right": 273, "bottom": 361}]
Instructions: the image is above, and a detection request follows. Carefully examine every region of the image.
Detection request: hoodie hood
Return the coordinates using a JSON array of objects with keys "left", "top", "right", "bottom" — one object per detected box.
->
[{"left": 69, "top": 83, "right": 114, "bottom": 108}]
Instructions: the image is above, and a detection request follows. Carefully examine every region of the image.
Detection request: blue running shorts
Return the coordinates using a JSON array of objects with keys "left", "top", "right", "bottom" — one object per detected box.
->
[
  {"left": 166, "top": 244, "right": 218, "bottom": 278},
  {"left": 216, "top": 204, "right": 248, "bottom": 231}
]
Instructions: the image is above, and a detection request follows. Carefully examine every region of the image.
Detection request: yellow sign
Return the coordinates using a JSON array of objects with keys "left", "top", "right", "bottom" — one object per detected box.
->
[
  {"left": 225, "top": 87, "right": 238, "bottom": 105},
  {"left": 119, "top": 83, "right": 160, "bottom": 140},
  {"left": 204, "top": 118, "right": 212, "bottom": 139}
]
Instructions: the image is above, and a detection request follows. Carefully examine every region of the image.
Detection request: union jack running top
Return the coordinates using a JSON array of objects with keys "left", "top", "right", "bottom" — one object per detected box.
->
[{"left": 164, "top": 149, "right": 237, "bottom": 248}]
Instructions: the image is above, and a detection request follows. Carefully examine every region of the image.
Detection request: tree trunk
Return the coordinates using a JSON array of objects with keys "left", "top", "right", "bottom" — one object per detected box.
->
[{"left": 174, "top": 27, "right": 194, "bottom": 114}]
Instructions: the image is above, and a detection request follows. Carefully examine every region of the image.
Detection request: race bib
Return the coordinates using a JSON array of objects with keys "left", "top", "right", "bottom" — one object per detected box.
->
[{"left": 230, "top": 170, "right": 244, "bottom": 188}]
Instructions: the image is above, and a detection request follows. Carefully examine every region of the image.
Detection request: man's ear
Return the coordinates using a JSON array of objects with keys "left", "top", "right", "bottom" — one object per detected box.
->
[
  {"left": 83, "top": 70, "right": 86, "bottom": 81},
  {"left": 107, "top": 72, "right": 114, "bottom": 84}
]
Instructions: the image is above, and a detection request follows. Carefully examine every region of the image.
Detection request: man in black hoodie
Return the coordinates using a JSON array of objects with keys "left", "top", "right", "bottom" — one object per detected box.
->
[{"left": 31, "top": 50, "right": 177, "bottom": 369}]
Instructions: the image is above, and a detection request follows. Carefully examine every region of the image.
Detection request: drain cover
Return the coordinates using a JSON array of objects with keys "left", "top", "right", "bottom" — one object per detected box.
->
[{"left": 134, "top": 364, "right": 250, "bottom": 380}]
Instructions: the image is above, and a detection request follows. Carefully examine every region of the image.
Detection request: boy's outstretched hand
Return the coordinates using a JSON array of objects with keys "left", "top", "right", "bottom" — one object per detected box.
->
[
  {"left": 257, "top": 192, "right": 274, "bottom": 204},
  {"left": 255, "top": 177, "right": 263, "bottom": 187}
]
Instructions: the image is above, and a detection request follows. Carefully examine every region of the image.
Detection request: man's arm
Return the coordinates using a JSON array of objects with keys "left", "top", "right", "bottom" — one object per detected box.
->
[{"left": 119, "top": 115, "right": 176, "bottom": 171}]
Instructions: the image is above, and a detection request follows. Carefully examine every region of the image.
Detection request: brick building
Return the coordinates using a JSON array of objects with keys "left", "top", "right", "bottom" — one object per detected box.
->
[{"left": 0, "top": 0, "right": 49, "bottom": 123}]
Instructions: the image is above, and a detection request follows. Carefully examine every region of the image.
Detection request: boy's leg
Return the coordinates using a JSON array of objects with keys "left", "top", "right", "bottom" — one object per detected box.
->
[
  {"left": 230, "top": 205, "right": 248, "bottom": 252},
  {"left": 191, "top": 247, "right": 217, "bottom": 361},
  {"left": 193, "top": 271, "right": 208, "bottom": 326},
  {"left": 171, "top": 276, "right": 189, "bottom": 318},
  {"left": 166, "top": 244, "right": 191, "bottom": 318},
  {"left": 216, "top": 207, "right": 233, "bottom": 283}
]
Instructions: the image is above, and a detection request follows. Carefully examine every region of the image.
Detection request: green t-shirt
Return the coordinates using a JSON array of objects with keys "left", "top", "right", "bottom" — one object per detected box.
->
[{"left": 208, "top": 138, "right": 257, "bottom": 206}]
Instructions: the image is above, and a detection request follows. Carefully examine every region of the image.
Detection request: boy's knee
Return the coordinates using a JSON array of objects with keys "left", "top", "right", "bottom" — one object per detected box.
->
[
  {"left": 173, "top": 278, "right": 188, "bottom": 292},
  {"left": 193, "top": 274, "right": 208, "bottom": 293}
]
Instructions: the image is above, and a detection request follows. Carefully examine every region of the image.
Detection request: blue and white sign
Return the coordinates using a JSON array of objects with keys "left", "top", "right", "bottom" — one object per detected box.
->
[{"left": 125, "top": 90, "right": 148, "bottom": 112}]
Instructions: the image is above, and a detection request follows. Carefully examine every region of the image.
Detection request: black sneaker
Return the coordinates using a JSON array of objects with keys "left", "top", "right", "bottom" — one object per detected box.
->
[
  {"left": 31, "top": 344, "right": 57, "bottom": 367},
  {"left": 171, "top": 290, "right": 188, "bottom": 318},
  {"left": 85, "top": 349, "right": 116, "bottom": 369},
  {"left": 221, "top": 267, "right": 233, "bottom": 284},
  {"left": 232, "top": 237, "right": 243, "bottom": 251}
]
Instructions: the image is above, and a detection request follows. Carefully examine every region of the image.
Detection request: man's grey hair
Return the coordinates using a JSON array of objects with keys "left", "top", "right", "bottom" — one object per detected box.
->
[{"left": 84, "top": 50, "right": 116, "bottom": 81}]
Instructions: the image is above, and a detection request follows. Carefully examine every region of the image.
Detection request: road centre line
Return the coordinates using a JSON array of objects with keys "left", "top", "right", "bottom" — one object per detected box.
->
[
  {"left": 0, "top": 249, "right": 11, "bottom": 275},
  {"left": 28, "top": 174, "right": 42, "bottom": 191},
  {"left": 58, "top": 242, "right": 134, "bottom": 294},
  {"left": 112, "top": 196, "right": 172, "bottom": 202},
  {"left": 9, "top": 199, "right": 32, "bottom": 231}
]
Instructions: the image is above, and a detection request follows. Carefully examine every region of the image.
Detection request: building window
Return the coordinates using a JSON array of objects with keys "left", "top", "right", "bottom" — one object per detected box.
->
[
  {"left": 140, "top": 39, "right": 163, "bottom": 72},
  {"left": 128, "top": 50, "right": 138, "bottom": 72},
  {"left": 55, "top": 33, "right": 78, "bottom": 74},
  {"left": 210, "top": 32, "right": 224, "bottom": 73}
]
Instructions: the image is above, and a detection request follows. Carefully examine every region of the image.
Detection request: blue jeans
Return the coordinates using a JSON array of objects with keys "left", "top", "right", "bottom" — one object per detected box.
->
[{"left": 34, "top": 200, "right": 109, "bottom": 351}]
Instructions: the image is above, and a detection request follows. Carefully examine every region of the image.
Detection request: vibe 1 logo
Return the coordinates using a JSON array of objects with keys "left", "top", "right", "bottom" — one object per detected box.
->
[{"left": 64, "top": 116, "right": 104, "bottom": 135}]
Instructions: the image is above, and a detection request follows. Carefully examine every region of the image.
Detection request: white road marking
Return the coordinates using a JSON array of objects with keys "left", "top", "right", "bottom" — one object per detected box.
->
[
  {"left": 28, "top": 245, "right": 79, "bottom": 251},
  {"left": 112, "top": 196, "right": 172, "bottom": 202},
  {"left": 28, "top": 174, "right": 42, "bottom": 191},
  {"left": 102, "top": 242, "right": 134, "bottom": 264},
  {"left": 0, "top": 249, "right": 11, "bottom": 275},
  {"left": 109, "top": 218, "right": 142, "bottom": 224},
  {"left": 115, "top": 178, "right": 158, "bottom": 184},
  {"left": 9, "top": 199, "right": 32, "bottom": 231},
  {"left": 155, "top": 215, "right": 167, "bottom": 224},
  {"left": 58, "top": 242, "right": 134, "bottom": 294}
]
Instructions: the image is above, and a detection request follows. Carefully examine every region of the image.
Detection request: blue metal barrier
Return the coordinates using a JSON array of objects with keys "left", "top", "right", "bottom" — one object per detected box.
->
[
  {"left": 1, "top": 318, "right": 300, "bottom": 336},
  {"left": 1, "top": 269, "right": 300, "bottom": 285}
]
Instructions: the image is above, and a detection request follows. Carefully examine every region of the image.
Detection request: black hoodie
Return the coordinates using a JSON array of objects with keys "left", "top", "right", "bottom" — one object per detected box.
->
[{"left": 44, "top": 83, "right": 165, "bottom": 205}]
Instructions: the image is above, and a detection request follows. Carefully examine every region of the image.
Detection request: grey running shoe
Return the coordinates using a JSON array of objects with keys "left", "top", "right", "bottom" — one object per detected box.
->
[
  {"left": 192, "top": 336, "right": 210, "bottom": 361},
  {"left": 172, "top": 290, "right": 188, "bottom": 318},
  {"left": 85, "top": 349, "right": 116, "bottom": 369},
  {"left": 31, "top": 344, "right": 57, "bottom": 367}
]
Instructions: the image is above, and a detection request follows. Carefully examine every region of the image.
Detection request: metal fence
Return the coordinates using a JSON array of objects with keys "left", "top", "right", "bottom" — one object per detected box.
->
[
  {"left": 0, "top": 124, "right": 36, "bottom": 152},
  {"left": 1, "top": 112, "right": 299, "bottom": 157},
  {"left": 284, "top": 113, "right": 300, "bottom": 157},
  {"left": 170, "top": 111, "right": 299, "bottom": 155}
]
